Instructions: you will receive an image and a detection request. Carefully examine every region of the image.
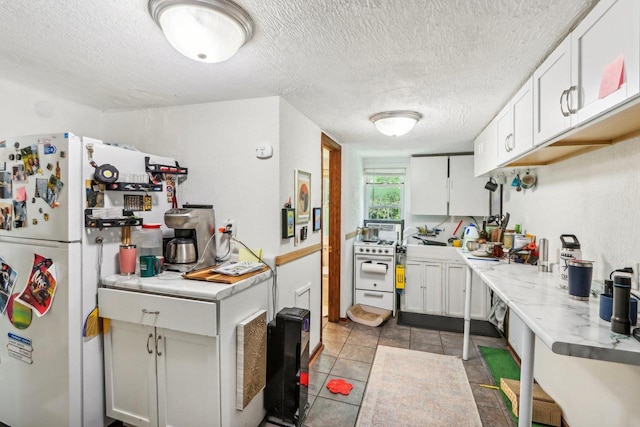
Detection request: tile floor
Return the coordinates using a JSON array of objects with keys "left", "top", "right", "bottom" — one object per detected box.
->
[{"left": 262, "top": 316, "right": 515, "bottom": 427}]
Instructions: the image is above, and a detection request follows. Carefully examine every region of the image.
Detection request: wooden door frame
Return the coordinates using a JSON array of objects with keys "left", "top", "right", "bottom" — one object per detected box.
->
[{"left": 321, "top": 133, "right": 341, "bottom": 322}]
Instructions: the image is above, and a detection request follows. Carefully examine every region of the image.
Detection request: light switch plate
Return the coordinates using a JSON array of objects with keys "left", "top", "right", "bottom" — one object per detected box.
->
[{"left": 255, "top": 145, "right": 273, "bottom": 159}]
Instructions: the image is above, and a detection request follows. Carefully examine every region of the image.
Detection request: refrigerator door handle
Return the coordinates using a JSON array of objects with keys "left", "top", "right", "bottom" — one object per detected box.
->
[
  {"left": 147, "top": 333, "right": 154, "bottom": 354},
  {"left": 156, "top": 335, "right": 163, "bottom": 356},
  {"left": 142, "top": 308, "right": 160, "bottom": 315}
]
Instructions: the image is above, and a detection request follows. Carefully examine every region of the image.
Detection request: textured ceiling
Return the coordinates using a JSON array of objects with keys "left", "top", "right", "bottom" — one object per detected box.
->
[{"left": 0, "top": 0, "right": 598, "bottom": 156}]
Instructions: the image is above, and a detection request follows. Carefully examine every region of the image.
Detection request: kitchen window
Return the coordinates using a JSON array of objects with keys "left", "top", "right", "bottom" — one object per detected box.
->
[{"left": 364, "top": 168, "right": 405, "bottom": 220}]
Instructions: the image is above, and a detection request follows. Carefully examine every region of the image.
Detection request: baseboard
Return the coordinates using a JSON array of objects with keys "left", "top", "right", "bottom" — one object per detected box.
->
[{"left": 397, "top": 311, "right": 503, "bottom": 338}]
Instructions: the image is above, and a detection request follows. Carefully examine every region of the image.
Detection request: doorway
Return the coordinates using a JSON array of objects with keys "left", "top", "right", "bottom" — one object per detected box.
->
[{"left": 321, "top": 134, "right": 341, "bottom": 323}]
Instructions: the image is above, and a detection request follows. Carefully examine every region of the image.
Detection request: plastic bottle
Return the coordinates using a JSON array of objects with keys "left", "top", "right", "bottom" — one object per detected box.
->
[{"left": 131, "top": 224, "right": 163, "bottom": 257}]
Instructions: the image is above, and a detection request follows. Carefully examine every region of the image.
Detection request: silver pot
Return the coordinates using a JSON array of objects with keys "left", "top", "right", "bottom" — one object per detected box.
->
[
  {"left": 360, "top": 227, "right": 379, "bottom": 241},
  {"left": 166, "top": 238, "right": 197, "bottom": 264}
]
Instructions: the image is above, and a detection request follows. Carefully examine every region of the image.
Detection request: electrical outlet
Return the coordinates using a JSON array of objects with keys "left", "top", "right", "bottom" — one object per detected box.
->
[{"left": 222, "top": 219, "right": 236, "bottom": 236}]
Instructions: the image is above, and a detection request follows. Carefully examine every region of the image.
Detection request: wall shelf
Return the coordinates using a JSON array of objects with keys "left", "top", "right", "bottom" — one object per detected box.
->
[
  {"left": 84, "top": 209, "right": 142, "bottom": 228},
  {"left": 105, "top": 182, "right": 163, "bottom": 192}
]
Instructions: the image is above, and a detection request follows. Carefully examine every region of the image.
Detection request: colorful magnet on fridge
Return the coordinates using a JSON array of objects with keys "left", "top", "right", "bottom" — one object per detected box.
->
[
  {"left": 15, "top": 154, "right": 21, "bottom": 161},
  {"left": 13, "top": 142, "right": 19, "bottom": 149},
  {"left": 8, "top": 293, "right": 32, "bottom": 330},
  {"left": 46, "top": 163, "right": 53, "bottom": 171},
  {"left": 8, "top": 154, "right": 14, "bottom": 161},
  {"left": 32, "top": 219, "right": 37, "bottom": 225},
  {"left": 60, "top": 151, "right": 66, "bottom": 158},
  {"left": 43, "top": 144, "right": 57, "bottom": 155},
  {"left": 43, "top": 213, "right": 49, "bottom": 221},
  {"left": 36, "top": 168, "right": 42, "bottom": 174}
]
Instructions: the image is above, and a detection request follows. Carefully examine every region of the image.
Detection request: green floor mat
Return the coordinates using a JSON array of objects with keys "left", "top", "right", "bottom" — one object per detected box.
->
[{"left": 479, "top": 346, "right": 546, "bottom": 427}]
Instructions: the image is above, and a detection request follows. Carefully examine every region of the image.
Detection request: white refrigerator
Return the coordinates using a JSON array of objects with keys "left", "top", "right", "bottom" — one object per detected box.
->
[{"left": 0, "top": 132, "right": 182, "bottom": 427}]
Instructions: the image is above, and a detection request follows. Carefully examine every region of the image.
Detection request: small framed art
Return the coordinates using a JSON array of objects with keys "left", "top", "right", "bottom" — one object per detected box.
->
[
  {"left": 295, "top": 169, "right": 311, "bottom": 223},
  {"left": 312, "top": 207, "right": 321, "bottom": 231},
  {"left": 281, "top": 208, "right": 295, "bottom": 238}
]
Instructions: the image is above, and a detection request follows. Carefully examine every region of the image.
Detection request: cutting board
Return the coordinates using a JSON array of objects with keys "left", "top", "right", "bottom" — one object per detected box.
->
[{"left": 182, "top": 265, "right": 269, "bottom": 284}]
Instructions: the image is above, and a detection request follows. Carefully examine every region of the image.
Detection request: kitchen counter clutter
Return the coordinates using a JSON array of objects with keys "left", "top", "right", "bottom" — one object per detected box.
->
[
  {"left": 461, "top": 253, "right": 640, "bottom": 364},
  {"left": 459, "top": 250, "right": 640, "bottom": 427}
]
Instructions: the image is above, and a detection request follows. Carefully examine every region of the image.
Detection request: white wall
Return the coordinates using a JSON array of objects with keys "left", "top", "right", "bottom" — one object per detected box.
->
[
  {"left": 101, "top": 97, "right": 281, "bottom": 253},
  {"left": 503, "top": 136, "right": 640, "bottom": 426},
  {"left": 341, "top": 145, "right": 364, "bottom": 317},
  {"left": 0, "top": 77, "right": 102, "bottom": 137},
  {"left": 278, "top": 98, "right": 323, "bottom": 348}
]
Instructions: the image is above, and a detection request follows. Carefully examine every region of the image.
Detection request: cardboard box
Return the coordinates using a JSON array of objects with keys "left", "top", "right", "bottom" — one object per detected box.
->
[{"left": 500, "top": 378, "right": 562, "bottom": 427}]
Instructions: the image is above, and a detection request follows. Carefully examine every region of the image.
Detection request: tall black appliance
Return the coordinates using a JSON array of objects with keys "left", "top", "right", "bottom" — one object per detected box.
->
[{"left": 265, "top": 307, "right": 310, "bottom": 426}]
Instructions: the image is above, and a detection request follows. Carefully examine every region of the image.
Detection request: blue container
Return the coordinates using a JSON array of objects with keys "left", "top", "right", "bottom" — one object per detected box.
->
[{"left": 599, "top": 294, "right": 638, "bottom": 325}]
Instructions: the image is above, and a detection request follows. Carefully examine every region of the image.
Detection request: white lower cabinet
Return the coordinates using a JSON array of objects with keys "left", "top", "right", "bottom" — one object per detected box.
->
[
  {"left": 104, "top": 321, "right": 220, "bottom": 427},
  {"left": 444, "top": 266, "right": 490, "bottom": 319},
  {"left": 404, "top": 258, "right": 489, "bottom": 320},
  {"left": 404, "top": 261, "right": 443, "bottom": 314},
  {"left": 99, "top": 287, "right": 222, "bottom": 427}
]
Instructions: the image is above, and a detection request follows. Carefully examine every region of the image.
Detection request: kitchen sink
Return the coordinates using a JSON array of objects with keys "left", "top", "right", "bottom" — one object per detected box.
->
[{"left": 405, "top": 244, "right": 461, "bottom": 261}]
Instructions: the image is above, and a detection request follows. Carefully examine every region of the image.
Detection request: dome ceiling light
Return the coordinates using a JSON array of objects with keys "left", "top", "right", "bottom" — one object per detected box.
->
[
  {"left": 148, "top": 0, "right": 254, "bottom": 64},
  {"left": 370, "top": 111, "right": 422, "bottom": 137}
]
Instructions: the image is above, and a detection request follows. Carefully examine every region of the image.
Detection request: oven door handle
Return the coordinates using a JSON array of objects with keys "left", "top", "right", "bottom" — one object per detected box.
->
[
  {"left": 361, "top": 260, "right": 389, "bottom": 272},
  {"left": 359, "top": 258, "right": 393, "bottom": 263}
]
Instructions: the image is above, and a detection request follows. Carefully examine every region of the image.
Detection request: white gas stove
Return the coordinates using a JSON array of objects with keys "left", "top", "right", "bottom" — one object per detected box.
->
[{"left": 353, "top": 239, "right": 398, "bottom": 316}]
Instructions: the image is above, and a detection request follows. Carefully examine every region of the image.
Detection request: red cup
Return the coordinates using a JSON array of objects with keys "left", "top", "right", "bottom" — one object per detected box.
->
[{"left": 119, "top": 245, "right": 137, "bottom": 275}]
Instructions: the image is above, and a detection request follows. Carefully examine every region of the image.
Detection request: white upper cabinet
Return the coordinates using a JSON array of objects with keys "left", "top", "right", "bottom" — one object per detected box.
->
[
  {"left": 410, "top": 155, "right": 488, "bottom": 217},
  {"left": 533, "top": 37, "right": 573, "bottom": 145},
  {"left": 497, "top": 77, "right": 534, "bottom": 165},
  {"left": 449, "top": 155, "right": 489, "bottom": 217},
  {"left": 473, "top": 117, "right": 498, "bottom": 177},
  {"left": 410, "top": 156, "right": 448, "bottom": 215},
  {"left": 570, "top": 0, "right": 640, "bottom": 125}
]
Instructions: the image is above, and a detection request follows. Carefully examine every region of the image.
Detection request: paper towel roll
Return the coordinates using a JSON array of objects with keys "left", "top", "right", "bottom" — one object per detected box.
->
[{"left": 361, "top": 262, "right": 388, "bottom": 274}]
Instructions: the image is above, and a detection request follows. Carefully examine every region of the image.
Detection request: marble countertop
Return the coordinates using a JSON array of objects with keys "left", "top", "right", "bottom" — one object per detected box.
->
[
  {"left": 459, "top": 251, "right": 640, "bottom": 366},
  {"left": 102, "top": 269, "right": 272, "bottom": 302}
]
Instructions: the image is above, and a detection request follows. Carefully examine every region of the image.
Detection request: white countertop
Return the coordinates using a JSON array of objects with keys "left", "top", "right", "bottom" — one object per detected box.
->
[
  {"left": 102, "top": 269, "right": 272, "bottom": 302},
  {"left": 460, "top": 251, "right": 640, "bottom": 366}
]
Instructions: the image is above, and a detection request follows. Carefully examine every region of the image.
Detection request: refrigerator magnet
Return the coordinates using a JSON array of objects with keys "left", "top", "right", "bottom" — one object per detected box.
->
[{"left": 17, "top": 254, "right": 57, "bottom": 317}]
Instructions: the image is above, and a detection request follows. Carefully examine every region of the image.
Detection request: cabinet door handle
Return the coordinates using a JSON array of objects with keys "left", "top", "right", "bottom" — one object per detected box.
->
[
  {"left": 567, "top": 85, "right": 577, "bottom": 114},
  {"left": 504, "top": 135, "right": 509, "bottom": 152},
  {"left": 156, "top": 335, "right": 163, "bottom": 356},
  {"left": 363, "top": 293, "right": 383, "bottom": 298},
  {"left": 142, "top": 308, "right": 160, "bottom": 315},
  {"left": 560, "top": 89, "right": 569, "bottom": 117},
  {"left": 147, "top": 333, "right": 153, "bottom": 354},
  {"left": 509, "top": 134, "right": 514, "bottom": 151}
]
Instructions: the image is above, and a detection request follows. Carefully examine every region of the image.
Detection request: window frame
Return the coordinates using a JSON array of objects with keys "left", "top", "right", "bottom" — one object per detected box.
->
[{"left": 364, "top": 169, "right": 405, "bottom": 221}]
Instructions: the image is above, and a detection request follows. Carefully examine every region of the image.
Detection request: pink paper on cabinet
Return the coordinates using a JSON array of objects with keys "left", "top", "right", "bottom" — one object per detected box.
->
[{"left": 599, "top": 54, "right": 625, "bottom": 99}]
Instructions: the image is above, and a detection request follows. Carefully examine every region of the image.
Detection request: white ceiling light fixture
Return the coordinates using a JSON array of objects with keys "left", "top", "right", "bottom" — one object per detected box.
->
[
  {"left": 148, "top": 0, "right": 254, "bottom": 64},
  {"left": 370, "top": 111, "right": 422, "bottom": 137}
]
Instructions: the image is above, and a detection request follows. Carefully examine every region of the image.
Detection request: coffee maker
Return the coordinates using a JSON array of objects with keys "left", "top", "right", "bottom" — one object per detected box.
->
[{"left": 164, "top": 204, "right": 216, "bottom": 272}]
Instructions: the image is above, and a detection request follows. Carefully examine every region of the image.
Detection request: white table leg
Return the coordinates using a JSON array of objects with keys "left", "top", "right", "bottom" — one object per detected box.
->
[
  {"left": 519, "top": 325, "right": 535, "bottom": 427},
  {"left": 462, "top": 265, "right": 473, "bottom": 361}
]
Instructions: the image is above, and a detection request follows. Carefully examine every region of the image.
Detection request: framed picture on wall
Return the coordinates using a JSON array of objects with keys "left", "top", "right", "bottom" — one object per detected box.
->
[
  {"left": 281, "top": 208, "right": 295, "bottom": 238},
  {"left": 295, "top": 169, "right": 311, "bottom": 223},
  {"left": 312, "top": 207, "right": 321, "bottom": 231}
]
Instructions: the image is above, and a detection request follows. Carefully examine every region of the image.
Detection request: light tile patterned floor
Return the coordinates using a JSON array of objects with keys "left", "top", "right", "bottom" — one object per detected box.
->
[{"left": 262, "top": 317, "right": 515, "bottom": 427}]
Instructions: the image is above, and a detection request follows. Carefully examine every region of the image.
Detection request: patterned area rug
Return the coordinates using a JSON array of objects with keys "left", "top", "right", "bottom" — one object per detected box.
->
[{"left": 356, "top": 346, "right": 482, "bottom": 427}]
